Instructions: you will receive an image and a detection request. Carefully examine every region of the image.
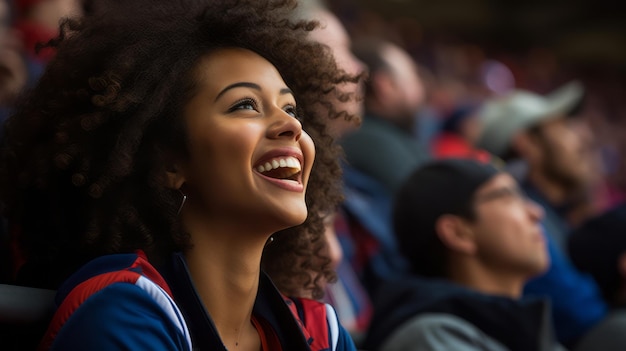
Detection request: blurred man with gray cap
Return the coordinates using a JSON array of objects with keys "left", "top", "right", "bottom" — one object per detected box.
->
[
  {"left": 477, "top": 82, "right": 626, "bottom": 350},
  {"left": 478, "top": 81, "right": 597, "bottom": 231}
]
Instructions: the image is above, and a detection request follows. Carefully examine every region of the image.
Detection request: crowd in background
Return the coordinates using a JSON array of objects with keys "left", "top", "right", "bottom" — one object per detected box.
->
[
  {"left": 323, "top": 1, "right": 626, "bottom": 350},
  {"left": 329, "top": 0, "right": 626, "bottom": 205},
  {"left": 1, "top": 2, "right": 624, "bottom": 194}
]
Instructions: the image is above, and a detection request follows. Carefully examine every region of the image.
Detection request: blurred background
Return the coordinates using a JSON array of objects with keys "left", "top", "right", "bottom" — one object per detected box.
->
[
  {"left": 1, "top": 0, "right": 625, "bottom": 192},
  {"left": 330, "top": 0, "right": 626, "bottom": 198}
]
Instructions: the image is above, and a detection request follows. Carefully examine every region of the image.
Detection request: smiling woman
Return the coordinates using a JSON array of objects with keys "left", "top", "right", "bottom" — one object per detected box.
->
[
  {"left": 0, "top": 0, "right": 362, "bottom": 350},
  {"left": 174, "top": 48, "right": 315, "bottom": 236}
]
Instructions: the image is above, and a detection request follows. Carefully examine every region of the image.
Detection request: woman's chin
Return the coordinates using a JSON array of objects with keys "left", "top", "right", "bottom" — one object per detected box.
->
[{"left": 273, "top": 209, "right": 309, "bottom": 232}]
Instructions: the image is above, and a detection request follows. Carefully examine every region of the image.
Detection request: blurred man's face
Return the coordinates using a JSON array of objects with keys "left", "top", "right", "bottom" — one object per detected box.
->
[
  {"left": 533, "top": 117, "right": 596, "bottom": 193},
  {"left": 309, "top": 10, "right": 363, "bottom": 78},
  {"left": 309, "top": 10, "right": 365, "bottom": 137},
  {"left": 466, "top": 173, "right": 549, "bottom": 279},
  {"left": 383, "top": 44, "right": 425, "bottom": 122}
]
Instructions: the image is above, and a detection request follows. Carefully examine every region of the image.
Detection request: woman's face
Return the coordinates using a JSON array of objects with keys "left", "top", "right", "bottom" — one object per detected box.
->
[{"left": 178, "top": 48, "right": 315, "bottom": 233}]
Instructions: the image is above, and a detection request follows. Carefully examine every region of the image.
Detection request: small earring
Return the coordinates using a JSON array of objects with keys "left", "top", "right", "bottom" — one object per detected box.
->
[
  {"left": 177, "top": 189, "right": 187, "bottom": 216},
  {"left": 264, "top": 236, "right": 274, "bottom": 247}
]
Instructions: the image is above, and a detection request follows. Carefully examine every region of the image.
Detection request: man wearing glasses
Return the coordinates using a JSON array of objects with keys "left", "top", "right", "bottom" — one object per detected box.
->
[{"left": 365, "top": 158, "right": 565, "bottom": 351}]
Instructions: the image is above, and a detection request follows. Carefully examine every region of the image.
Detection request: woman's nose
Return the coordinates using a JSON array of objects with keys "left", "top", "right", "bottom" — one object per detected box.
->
[{"left": 266, "top": 107, "right": 302, "bottom": 141}]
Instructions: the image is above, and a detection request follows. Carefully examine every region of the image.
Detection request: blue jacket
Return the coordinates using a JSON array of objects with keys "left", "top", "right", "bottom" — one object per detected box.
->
[{"left": 43, "top": 251, "right": 356, "bottom": 351}]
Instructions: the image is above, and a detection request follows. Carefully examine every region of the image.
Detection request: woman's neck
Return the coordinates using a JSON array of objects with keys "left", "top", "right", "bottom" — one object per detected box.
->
[{"left": 183, "top": 216, "right": 269, "bottom": 350}]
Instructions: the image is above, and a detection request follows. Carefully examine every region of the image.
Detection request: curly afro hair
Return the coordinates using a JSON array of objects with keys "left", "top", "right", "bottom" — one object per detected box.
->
[{"left": 0, "top": 0, "right": 362, "bottom": 298}]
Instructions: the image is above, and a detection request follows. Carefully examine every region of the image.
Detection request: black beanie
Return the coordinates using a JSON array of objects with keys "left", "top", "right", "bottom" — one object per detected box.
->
[{"left": 393, "top": 158, "right": 500, "bottom": 276}]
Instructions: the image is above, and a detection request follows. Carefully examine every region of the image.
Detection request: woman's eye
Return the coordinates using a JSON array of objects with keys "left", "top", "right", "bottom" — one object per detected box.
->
[
  {"left": 229, "top": 98, "right": 258, "bottom": 112},
  {"left": 284, "top": 105, "right": 300, "bottom": 119}
]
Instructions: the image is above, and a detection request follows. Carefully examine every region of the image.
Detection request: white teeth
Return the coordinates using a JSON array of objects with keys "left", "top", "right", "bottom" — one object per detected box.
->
[{"left": 256, "top": 156, "right": 301, "bottom": 173}]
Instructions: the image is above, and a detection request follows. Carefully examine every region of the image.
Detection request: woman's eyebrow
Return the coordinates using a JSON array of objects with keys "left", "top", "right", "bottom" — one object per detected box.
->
[
  {"left": 214, "top": 82, "right": 260, "bottom": 101},
  {"left": 214, "top": 83, "right": 294, "bottom": 101}
]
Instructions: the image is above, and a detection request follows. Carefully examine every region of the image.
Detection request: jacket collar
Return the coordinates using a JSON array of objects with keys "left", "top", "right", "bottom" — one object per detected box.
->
[{"left": 162, "top": 252, "right": 312, "bottom": 350}]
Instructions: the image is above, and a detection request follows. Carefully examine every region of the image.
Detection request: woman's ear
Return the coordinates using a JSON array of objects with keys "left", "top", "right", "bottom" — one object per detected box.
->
[
  {"left": 162, "top": 148, "right": 187, "bottom": 190},
  {"left": 436, "top": 214, "right": 477, "bottom": 255},
  {"left": 165, "top": 163, "right": 186, "bottom": 190}
]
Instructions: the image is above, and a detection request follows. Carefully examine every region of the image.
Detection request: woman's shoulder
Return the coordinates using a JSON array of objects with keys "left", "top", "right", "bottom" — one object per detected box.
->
[
  {"left": 47, "top": 282, "right": 191, "bottom": 350},
  {"left": 43, "top": 252, "right": 192, "bottom": 350}
]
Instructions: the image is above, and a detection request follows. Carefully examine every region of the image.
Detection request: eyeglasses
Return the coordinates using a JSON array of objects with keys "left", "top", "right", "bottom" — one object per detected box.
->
[{"left": 474, "top": 186, "right": 527, "bottom": 205}]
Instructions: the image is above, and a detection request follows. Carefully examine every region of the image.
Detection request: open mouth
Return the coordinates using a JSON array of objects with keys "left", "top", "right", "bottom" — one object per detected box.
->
[{"left": 255, "top": 156, "right": 302, "bottom": 181}]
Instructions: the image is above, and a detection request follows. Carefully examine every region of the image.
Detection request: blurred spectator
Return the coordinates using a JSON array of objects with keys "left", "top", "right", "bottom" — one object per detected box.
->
[
  {"left": 478, "top": 81, "right": 595, "bottom": 246},
  {"left": 567, "top": 202, "right": 626, "bottom": 351},
  {"left": 367, "top": 158, "right": 564, "bottom": 351},
  {"left": 337, "top": 37, "right": 432, "bottom": 301},
  {"left": 569, "top": 202, "right": 626, "bottom": 308},
  {"left": 477, "top": 82, "right": 626, "bottom": 349},
  {"left": 305, "top": 3, "right": 364, "bottom": 138},
  {"left": 341, "top": 37, "right": 430, "bottom": 194}
]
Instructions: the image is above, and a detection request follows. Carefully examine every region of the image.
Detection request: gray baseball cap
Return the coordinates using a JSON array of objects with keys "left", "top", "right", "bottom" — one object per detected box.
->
[{"left": 477, "top": 81, "right": 584, "bottom": 157}]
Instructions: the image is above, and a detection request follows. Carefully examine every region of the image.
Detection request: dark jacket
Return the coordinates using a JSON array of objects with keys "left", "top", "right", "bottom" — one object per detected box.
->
[
  {"left": 340, "top": 113, "right": 431, "bottom": 194},
  {"left": 365, "top": 277, "right": 564, "bottom": 351}
]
